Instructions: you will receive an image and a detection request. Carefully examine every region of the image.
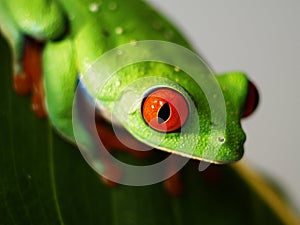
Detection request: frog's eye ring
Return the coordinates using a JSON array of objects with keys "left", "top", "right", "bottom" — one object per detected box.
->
[{"left": 142, "top": 88, "right": 189, "bottom": 132}]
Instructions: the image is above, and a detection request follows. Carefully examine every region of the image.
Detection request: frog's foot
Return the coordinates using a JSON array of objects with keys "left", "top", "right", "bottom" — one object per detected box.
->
[
  {"left": 96, "top": 116, "right": 152, "bottom": 159},
  {"left": 163, "top": 172, "right": 183, "bottom": 196},
  {"left": 94, "top": 115, "right": 185, "bottom": 195},
  {"left": 163, "top": 155, "right": 184, "bottom": 196},
  {"left": 95, "top": 117, "right": 152, "bottom": 186},
  {"left": 13, "top": 38, "right": 47, "bottom": 117},
  {"left": 95, "top": 122, "right": 124, "bottom": 186}
]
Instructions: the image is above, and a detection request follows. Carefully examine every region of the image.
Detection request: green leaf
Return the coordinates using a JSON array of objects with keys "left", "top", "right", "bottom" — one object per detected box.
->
[{"left": 0, "top": 34, "right": 299, "bottom": 225}]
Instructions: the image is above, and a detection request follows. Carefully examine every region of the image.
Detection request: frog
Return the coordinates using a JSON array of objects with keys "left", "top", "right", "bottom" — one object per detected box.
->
[{"left": 0, "top": 0, "right": 259, "bottom": 194}]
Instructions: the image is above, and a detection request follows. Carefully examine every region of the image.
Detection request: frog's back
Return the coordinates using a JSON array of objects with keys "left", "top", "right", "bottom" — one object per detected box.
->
[
  {"left": 2, "top": 0, "right": 192, "bottom": 50},
  {"left": 54, "top": 0, "right": 194, "bottom": 73},
  {"left": 58, "top": 0, "right": 191, "bottom": 47},
  {"left": 1, "top": 0, "right": 193, "bottom": 73}
]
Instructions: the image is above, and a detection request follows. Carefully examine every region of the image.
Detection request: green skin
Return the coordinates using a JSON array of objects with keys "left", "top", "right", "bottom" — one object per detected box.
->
[{"left": 0, "top": 0, "right": 250, "bottom": 164}]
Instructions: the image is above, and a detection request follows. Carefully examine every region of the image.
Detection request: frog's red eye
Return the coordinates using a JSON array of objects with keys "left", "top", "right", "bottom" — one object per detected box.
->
[
  {"left": 242, "top": 81, "right": 259, "bottom": 118},
  {"left": 142, "top": 88, "right": 189, "bottom": 132}
]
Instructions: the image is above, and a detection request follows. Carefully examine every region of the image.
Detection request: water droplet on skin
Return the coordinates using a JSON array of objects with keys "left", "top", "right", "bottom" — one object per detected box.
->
[
  {"left": 180, "top": 143, "right": 186, "bottom": 149},
  {"left": 117, "top": 50, "right": 123, "bottom": 55},
  {"left": 127, "top": 101, "right": 140, "bottom": 114},
  {"left": 108, "top": 2, "right": 117, "bottom": 10},
  {"left": 174, "top": 66, "right": 180, "bottom": 72},
  {"left": 115, "top": 26, "right": 123, "bottom": 35},
  {"left": 89, "top": 2, "right": 101, "bottom": 12},
  {"left": 115, "top": 80, "right": 121, "bottom": 86}
]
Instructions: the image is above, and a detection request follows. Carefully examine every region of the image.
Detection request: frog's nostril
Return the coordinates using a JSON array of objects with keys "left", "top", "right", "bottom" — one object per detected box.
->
[{"left": 242, "top": 81, "right": 259, "bottom": 118}]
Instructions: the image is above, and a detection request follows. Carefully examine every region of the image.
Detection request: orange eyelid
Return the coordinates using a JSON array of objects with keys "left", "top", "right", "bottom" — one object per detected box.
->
[{"left": 142, "top": 88, "right": 189, "bottom": 132}]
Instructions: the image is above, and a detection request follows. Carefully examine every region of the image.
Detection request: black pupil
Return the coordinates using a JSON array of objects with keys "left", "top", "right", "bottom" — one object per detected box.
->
[{"left": 158, "top": 103, "right": 171, "bottom": 124}]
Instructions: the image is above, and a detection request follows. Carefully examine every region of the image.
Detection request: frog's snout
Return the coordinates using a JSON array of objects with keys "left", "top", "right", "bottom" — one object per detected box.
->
[{"left": 242, "top": 80, "right": 259, "bottom": 118}]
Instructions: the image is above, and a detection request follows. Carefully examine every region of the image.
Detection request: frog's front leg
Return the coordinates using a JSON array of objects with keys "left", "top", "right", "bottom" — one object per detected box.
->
[
  {"left": 15, "top": 38, "right": 46, "bottom": 117},
  {"left": 0, "top": 2, "right": 32, "bottom": 99},
  {"left": 0, "top": 0, "right": 67, "bottom": 116},
  {"left": 43, "top": 38, "right": 78, "bottom": 141}
]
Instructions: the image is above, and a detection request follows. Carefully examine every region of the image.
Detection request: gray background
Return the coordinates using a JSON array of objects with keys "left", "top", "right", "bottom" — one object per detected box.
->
[{"left": 149, "top": 0, "right": 300, "bottom": 212}]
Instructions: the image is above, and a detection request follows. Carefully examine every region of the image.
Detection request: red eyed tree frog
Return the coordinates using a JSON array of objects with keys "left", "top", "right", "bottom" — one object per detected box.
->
[{"left": 0, "top": 0, "right": 259, "bottom": 193}]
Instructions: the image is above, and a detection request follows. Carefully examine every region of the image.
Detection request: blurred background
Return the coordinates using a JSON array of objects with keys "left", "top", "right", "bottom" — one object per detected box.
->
[{"left": 149, "top": 0, "right": 300, "bottom": 213}]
